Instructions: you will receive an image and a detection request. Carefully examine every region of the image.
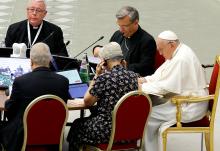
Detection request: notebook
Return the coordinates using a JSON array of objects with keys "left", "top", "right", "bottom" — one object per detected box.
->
[{"left": 57, "top": 69, "right": 89, "bottom": 98}]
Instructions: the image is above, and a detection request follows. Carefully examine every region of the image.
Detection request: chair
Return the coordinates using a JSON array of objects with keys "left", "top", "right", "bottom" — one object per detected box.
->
[
  {"left": 21, "top": 95, "right": 69, "bottom": 151},
  {"left": 83, "top": 90, "right": 152, "bottom": 151},
  {"left": 154, "top": 50, "right": 165, "bottom": 70},
  {"left": 162, "top": 55, "right": 220, "bottom": 151}
]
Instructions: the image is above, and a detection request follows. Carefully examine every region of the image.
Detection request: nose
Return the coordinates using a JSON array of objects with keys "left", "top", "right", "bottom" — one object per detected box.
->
[
  {"left": 119, "top": 26, "right": 125, "bottom": 33},
  {"left": 32, "top": 9, "right": 37, "bottom": 15}
]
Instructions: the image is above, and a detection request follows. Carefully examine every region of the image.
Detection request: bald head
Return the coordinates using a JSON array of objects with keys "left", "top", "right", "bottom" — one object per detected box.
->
[{"left": 30, "top": 42, "right": 51, "bottom": 68}]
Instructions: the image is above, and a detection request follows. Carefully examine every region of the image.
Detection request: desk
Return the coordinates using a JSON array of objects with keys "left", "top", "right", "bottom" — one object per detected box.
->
[{"left": 0, "top": 90, "right": 87, "bottom": 111}]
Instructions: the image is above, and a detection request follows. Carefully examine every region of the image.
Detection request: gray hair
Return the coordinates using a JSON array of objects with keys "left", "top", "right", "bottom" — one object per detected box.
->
[
  {"left": 30, "top": 42, "right": 51, "bottom": 67},
  {"left": 116, "top": 6, "right": 139, "bottom": 22},
  {"left": 27, "top": 0, "right": 47, "bottom": 10}
]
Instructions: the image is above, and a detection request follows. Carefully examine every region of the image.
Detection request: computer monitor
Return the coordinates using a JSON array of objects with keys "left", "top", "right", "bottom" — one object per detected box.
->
[
  {"left": 52, "top": 55, "right": 81, "bottom": 71},
  {"left": 0, "top": 57, "right": 31, "bottom": 89},
  {"left": 56, "top": 69, "right": 82, "bottom": 84}
]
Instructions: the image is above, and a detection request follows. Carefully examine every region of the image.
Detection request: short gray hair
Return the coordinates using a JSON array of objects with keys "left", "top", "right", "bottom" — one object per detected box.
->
[
  {"left": 116, "top": 6, "right": 139, "bottom": 22},
  {"left": 27, "top": 0, "right": 47, "bottom": 10},
  {"left": 30, "top": 42, "right": 51, "bottom": 67}
]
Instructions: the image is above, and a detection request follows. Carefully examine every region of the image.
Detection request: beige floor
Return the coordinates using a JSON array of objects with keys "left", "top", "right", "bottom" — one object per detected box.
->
[{"left": 63, "top": 100, "right": 220, "bottom": 151}]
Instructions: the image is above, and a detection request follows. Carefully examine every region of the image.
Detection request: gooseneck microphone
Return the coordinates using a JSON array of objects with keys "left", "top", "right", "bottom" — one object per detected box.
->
[
  {"left": 73, "top": 36, "right": 104, "bottom": 59},
  {"left": 42, "top": 31, "right": 55, "bottom": 43}
]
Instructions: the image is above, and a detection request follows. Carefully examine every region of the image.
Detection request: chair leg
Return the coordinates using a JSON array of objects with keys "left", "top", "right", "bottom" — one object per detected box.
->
[
  {"left": 162, "top": 131, "right": 167, "bottom": 151},
  {"left": 205, "top": 132, "right": 210, "bottom": 151},
  {"left": 209, "top": 131, "right": 214, "bottom": 151},
  {"left": 201, "top": 133, "right": 203, "bottom": 151}
]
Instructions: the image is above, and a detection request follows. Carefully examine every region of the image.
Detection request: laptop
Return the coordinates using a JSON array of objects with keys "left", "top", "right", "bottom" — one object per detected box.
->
[{"left": 57, "top": 69, "right": 89, "bottom": 98}]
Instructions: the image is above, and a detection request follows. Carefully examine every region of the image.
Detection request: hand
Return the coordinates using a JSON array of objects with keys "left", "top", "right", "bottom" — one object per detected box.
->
[
  {"left": 138, "top": 77, "right": 147, "bottom": 84},
  {"left": 95, "top": 60, "right": 105, "bottom": 76}
]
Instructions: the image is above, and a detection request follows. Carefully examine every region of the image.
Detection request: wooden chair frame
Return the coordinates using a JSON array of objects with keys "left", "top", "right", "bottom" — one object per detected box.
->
[
  {"left": 21, "top": 94, "right": 69, "bottom": 151},
  {"left": 83, "top": 90, "right": 152, "bottom": 151},
  {"left": 162, "top": 55, "right": 220, "bottom": 151}
]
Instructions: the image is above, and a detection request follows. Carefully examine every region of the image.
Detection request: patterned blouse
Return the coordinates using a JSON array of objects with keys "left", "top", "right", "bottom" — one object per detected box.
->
[{"left": 67, "top": 65, "right": 138, "bottom": 150}]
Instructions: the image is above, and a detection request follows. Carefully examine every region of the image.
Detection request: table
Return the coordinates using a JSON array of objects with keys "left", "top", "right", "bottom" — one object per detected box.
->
[
  {"left": 0, "top": 90, "right": 88, "bottom": 124},
  {"left": 0, "top": 90, "right": 87, "bottom": 110},
  {"left": 0, "top": 90, "right": 7, "bottom": 111}
]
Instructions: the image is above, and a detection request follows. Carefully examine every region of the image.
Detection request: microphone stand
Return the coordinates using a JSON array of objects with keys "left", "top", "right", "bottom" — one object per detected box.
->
[{"left": 73, "top": 36, "right": 104, "bottom": 59}]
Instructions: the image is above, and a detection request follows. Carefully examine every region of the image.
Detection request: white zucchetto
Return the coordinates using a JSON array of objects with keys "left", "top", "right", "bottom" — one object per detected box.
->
[{"left": 158, "top": 30, "right": 178, "bottom": 40}]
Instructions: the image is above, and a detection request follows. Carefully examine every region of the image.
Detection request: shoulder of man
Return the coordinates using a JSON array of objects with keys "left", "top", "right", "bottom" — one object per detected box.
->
[
  {"left": 110, "top": 30, "right": 123, "bottom": 42},
  {"left": 8, "top": 20, "right": 27, "bottom": 30},
  {"left": 43, "top": 20, "right": 61, "bottom": 30}
]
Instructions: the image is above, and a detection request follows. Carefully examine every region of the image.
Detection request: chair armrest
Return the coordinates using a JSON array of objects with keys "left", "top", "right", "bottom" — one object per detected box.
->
[
  {"left": 170, "top": 95, "right": 214, "bottom": 127},
  {"left": 171, "top": 95, "right": 214, "bottom": 104}
]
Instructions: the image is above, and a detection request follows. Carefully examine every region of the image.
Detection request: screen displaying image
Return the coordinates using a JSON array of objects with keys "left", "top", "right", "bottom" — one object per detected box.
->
[
  {"left": 0, "top": 57, "right": 31, "bottom": 88},
  {"left": 57, "top": 69, "right": 82, "bottom": 84}
]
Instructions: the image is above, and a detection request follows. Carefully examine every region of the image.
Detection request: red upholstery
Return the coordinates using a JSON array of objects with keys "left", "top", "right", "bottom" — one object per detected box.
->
[
  {"left": 176, "top": 59, "right": 219, "bottom": 128},
  {"left": 171, "top": 116, "right": 210, "bottom": 128},
  {"left": 154, "top": 51, "right": 165, "bottom": 70},
  {"left": 88, "top": 91, "right": 152, "bottom": 150},
  {"left": 113, "top": 95, "right": 151, "bottom": 141},
  {"left": 209, "top": 61, "right": 219, "bottom": 95},
  {"left": 23, "top": 96, "right": 67, "bottom": 151}
]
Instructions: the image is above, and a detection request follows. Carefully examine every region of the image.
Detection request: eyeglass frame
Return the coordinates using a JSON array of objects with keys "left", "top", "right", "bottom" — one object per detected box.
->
[{"left": 27, "top": 7, "right": 47, "bottom": 14}]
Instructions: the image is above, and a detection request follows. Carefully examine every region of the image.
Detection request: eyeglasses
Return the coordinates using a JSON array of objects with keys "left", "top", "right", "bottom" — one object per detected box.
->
[
  {"left": 118, "top": 22, "right": 134, "bottom": 28},
  {"left": 27, "top": 7, "right": 46, "bottom": 14}
]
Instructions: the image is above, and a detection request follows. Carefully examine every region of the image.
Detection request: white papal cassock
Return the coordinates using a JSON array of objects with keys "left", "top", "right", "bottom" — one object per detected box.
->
[{"left": 142, "top": 43, "right": 208, "bottom": 151}]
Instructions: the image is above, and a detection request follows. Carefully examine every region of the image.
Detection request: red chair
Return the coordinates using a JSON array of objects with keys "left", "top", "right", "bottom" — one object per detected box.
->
[
  {"left": 21, "top": 95, "right": 68, "bottom": 151},
  {"left": 162, "top": 55, "right": 220, "bottom": 151},
  {"left": 83, "top": 90, "right": 152, "bottom": 151},
  {"left": 154, "top": 50, "right": 165, "bottom": 70}
]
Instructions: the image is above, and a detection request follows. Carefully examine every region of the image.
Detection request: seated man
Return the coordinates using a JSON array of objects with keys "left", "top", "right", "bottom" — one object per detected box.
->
[
  {"left": 67, "top": 42, "right": 138, "bottom": 151},
  {"left": 5, "top": 0, "right": 68, "bottom": 56},
  {"left": 0, "top": 42, "right": 69, "bottom": 151},
  {"left": 138, "top": 30, "right": 208, "bottom": 151}
]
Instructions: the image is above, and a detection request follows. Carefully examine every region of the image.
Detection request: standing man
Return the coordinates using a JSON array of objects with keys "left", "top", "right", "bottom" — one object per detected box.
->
[
  {"left": 138, "top": 30, "right": 208, "bottom": 151},
  {"left": 5, "top": 0, "right": 68, "bottom": 56},
  {"left": 110, "top": 6, "right": 156, "bottom": 76},
  {"left": 0, "top": 42, "right": 70, "bottom": 151}
]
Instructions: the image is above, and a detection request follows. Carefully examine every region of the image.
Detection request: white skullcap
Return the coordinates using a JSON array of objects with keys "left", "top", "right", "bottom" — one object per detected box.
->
[
  {"left": 99, "top": 42, "right": 123, "bottom": 60},
  {"left": 158, "top": 30, "right": 178, "bottom": 40}
]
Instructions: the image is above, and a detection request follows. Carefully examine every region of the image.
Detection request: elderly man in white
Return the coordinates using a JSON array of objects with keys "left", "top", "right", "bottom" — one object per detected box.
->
[{"left": 138, "top": 30, "right": 208, "bottom": 151}]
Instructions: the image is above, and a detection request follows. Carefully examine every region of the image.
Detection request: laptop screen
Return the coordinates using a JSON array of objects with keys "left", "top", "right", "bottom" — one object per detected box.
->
[
  {"left": 57, "top": 69, "right": 82, "bottom": 84},
  {"left": 57, "top": 69, "right": 89, "bottom": 98},
  {"left": 68, "top": 83, "right": 88, "bottom": 98}
]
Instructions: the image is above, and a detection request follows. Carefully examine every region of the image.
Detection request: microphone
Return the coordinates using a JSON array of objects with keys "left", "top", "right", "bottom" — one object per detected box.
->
[
  {"left": 42, "top": 31, "right": 55, "bottom": 43},
  {"left": 59, "top": 40, "right": 70, "bottom": 55},
  {"left": 65, "top": 40, "right": 70, "bottom": 47},
  {"left": 73, "top": 36, "right": 104, "bottom": 59}
]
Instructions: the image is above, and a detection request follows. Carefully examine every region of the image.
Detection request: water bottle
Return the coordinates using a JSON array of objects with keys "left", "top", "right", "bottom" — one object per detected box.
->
[{"left": 79, "top": 53, "right": 90, "bottom": 83}]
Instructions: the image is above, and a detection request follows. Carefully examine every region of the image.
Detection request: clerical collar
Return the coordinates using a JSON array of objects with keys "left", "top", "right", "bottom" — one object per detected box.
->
[
  {"left": 27, "top": 21, "right": 43, "bottom": 48},
  {"left": 33, "top": 26, "right": 39, "bottom": 29}
]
